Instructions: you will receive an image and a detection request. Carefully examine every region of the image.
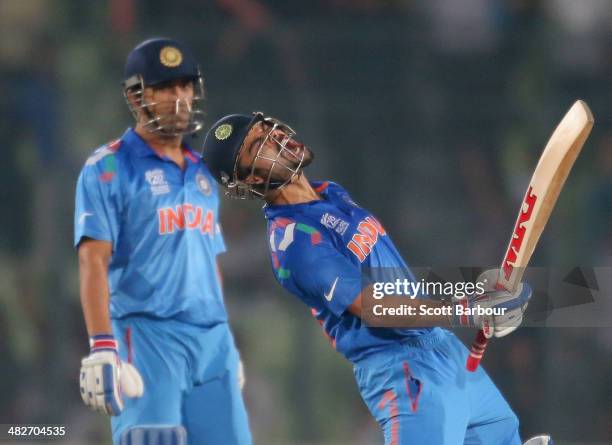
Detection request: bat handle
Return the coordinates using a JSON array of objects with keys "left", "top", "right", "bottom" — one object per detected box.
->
[
  {"left": 466, "top": 277, "right": 507, "bottom": 371},
  {"left": 466, "top": 329, "right": 488, "bottom": 372}
]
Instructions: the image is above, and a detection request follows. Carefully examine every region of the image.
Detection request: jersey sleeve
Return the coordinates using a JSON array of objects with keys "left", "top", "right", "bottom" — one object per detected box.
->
[
  {"left": 74, "top": 156, "right": 122, "bottom": 249},
  {"left": 201, "top": 162, "right": 226, "bottom": 255},
  {"left": 271, "top": 221, "right": 364, "bottom": 316}
]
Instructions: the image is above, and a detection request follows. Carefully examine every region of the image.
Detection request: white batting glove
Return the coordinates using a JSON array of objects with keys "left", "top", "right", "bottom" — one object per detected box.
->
[
  {"left": 79, "top": 335, "right": 144, "bottom": 416},
  {"left": 453, "top": 269, "right": 532, "bottom": 338}
]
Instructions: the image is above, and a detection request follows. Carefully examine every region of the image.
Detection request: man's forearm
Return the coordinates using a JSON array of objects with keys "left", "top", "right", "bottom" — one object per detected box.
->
[
  {"left": 351, "top": 295, "right": 454, "bottom": 328},
  {"left": 79, "top": 248, "right": 113, "bottom": 336}
]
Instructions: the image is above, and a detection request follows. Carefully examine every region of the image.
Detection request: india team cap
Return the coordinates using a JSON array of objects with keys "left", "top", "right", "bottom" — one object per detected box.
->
[
  {"left": 202, "top": 113, "right": 265, "bottom": 185},
  {"left": 123, "top": 37, "right": 200, "bottom": 88}
]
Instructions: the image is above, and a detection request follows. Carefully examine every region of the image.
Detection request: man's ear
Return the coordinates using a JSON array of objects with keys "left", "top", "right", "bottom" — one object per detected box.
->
[
  {"left": 125, "top": 88, "right": 141, "bottom": 108},
  {"left": 127, "top": 87, "right": 154, "bottom": 121},
  {"left": 126, "top": 88, "right": 145, "bottom": 122}
]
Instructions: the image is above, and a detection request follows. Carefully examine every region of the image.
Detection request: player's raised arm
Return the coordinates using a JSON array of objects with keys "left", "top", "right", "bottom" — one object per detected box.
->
[
  {"left": 351, "top": 273, "right": 532, "bottom": 332},
  {"left": 348, "top": 286, "right": 450, "bottom": 327}
]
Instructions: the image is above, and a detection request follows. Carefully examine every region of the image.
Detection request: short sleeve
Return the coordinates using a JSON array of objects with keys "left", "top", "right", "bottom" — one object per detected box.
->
[
  {"left": 271, "top": 221, "right": 364, "bottom": 316},
  {"left": 202, "top": 162, "right": 226, "bottom": 255},
  {"left": 74, "top": 158, "right": 122, "bottom": 249}
]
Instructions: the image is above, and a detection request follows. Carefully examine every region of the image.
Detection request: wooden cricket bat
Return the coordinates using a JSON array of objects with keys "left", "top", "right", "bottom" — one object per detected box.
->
[{"left": 466, "top": 100, "right": 594, "bottom": 372}]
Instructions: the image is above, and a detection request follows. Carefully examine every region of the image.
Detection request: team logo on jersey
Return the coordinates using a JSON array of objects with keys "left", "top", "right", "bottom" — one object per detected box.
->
[
  {"left": 196, "top": 173, "right": 212, "bottom": 196},
  {"left": 160, "top": 46, "right": 182, "bottom": 67},
  {"left": 320, "top": 213, "right": 349, "bottom": 235},
  {"left": 347, "top": 216, "right": 386, "bottom": 262},
  {"left": 145, "top": 169, "right": 170, "bottom": 195},
  {"left": 215, "top": 124, "right": 232, "bottom": 141}
]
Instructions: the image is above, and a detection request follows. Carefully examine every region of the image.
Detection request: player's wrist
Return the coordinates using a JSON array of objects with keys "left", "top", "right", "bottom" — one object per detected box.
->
[
  {"left": 450, "top": 305, "right": 473, "bottom": 328},
  {"left": 449, "top": 297, "right": 474, "bottom": 328},
  {"left": 89, "top": 334, "right": 118, "bottom": 353},
  {"left": 450, "top": 298, "right": 489, "bottom": 329}
]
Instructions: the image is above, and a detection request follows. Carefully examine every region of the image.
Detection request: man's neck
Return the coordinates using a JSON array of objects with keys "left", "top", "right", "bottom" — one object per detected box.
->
[
  {"left": 135, "top": 124, "right": 185, "bottom": 168},
  {"left": 267, "top": 174, "right": 321, "bottom": 206}
]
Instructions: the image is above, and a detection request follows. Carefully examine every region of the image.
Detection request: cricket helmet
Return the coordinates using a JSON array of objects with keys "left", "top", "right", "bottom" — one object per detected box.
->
[
  {"left": 202, "top": 112, "right": 309, "bottom": 199},
  {"left": 122, "top": 37, "right": 205, "bottom": 135}
]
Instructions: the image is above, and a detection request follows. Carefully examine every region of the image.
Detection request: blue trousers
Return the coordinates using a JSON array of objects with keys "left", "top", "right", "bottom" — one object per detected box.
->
[
  {"left": 110, "top": 316, "right": 252, "bottom": 445},
  {"left": 353, "top": 329, "right": 520, "bottom": 445}
]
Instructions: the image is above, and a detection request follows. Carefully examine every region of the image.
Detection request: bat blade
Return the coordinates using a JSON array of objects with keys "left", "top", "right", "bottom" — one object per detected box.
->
[
  {"left": 498, "top": 100, "right": 594, "bottom": 292},
  {"left": 466, "top": 100, "right": 594, "bottom": 372}
]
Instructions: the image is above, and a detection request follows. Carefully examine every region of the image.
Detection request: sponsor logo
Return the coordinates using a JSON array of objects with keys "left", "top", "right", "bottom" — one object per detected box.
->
[
  {"left": 324, "top": 277, "right": 339, "bottom": 302},
  {"left": 160, "top": 46, "right": 182, "bottom": 67},
  {"left": 158, "top": 204, "right": 216, "bottom": 235},
  {"left": 145, "top": 169, "right": 170, "bottom": 195},
  {"left": 502, "top": 187, "right": 537, "bottom": 281},
  {"left": 196, "top": 173, "right": 212, "bottom": 196},
  {"left": 320, "top": 213, "right": 349, "bottom": 235},
  {"left": 347, "top": 216, "right": 386, "bottom": 262},
  {"left": 215, "top": 124, "right": 232, "bottom": 141}
]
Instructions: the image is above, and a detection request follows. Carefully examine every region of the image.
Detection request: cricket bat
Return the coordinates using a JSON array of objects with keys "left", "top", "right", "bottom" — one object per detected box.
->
[{"left": 466, "top": 100, "right": 594, "bottom": 372}]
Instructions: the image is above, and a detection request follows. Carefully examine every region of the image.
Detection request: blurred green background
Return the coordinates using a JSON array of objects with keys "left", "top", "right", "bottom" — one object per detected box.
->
[{"left": 1, "top": 0, "right": 612, "bottom": 444}]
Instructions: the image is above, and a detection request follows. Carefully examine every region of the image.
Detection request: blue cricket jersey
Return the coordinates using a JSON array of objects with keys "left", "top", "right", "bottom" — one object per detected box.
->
[
  {"left": 74, "top": 128, "right": 227, "bottom": 326},
  {"left": 264, "top": 181, "right": 434, "bottom": 363}
]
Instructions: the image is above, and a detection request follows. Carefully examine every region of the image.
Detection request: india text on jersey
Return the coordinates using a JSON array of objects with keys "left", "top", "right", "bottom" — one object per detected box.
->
[{"left": 158, "top": 204, "right": 216, "bottom": 235}]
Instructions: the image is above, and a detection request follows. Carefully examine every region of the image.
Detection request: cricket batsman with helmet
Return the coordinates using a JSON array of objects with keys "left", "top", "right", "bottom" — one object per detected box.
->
[
  {"left": 201, "top": 112, "right": 553, "bottom": 445},
  {"left": 74, "top": 38, "right": 252, "bottom": 445}
]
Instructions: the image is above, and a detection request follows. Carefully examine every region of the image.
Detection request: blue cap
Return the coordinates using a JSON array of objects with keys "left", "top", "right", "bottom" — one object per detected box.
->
[
  {"left": 202, "top": 113, "right": 264, "bottom": 184},
  {"left": 123, "top": 37, "right": 200, "bottom": 88}
]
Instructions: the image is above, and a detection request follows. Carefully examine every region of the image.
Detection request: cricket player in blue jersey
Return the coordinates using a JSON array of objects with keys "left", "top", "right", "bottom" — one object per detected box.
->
[
  {"left": 201, "top": 112, "right": 553, "bottom": 445},
  {"left": 74, "top": 38, "right": 252, "bottom": 445}
]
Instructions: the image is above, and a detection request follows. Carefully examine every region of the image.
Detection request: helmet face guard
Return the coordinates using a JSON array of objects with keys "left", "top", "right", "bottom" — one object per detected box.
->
[
  {"left": 226, "top": 113, "right": 307, "bottom": 200},
  {"left": 123, "top": 74, "right": 205, "bottom": 136}
]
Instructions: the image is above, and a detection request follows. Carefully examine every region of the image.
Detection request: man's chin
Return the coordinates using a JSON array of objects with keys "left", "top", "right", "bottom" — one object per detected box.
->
[{"left": 157, "top": 120, "right": 190, "bottom": 136}]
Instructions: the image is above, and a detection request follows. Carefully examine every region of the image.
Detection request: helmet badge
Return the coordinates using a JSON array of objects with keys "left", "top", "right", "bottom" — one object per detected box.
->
[
  {"left": 215, "top": 124, "right": 233, "bottom": 141},
  {"left": 160, "top": 46, "right": 183, "bottom": 67}
]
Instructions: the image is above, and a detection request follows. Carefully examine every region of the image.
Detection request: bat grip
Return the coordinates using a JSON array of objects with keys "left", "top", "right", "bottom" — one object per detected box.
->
[
  {"left": 466, "top": 278, "right": 508, "bottom": 371},
  {"left": 466, "top": 329, "right": 488, "bottom": 372}
]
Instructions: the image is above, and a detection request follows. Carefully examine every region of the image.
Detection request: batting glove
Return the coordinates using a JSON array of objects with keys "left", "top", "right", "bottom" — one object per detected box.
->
[
  {"left": 452, "top": 269, "right": 532, "bottom": 338},
  {"left": 523, "top": 435, "right": 554, "bottom": 445},
  {"left": 79, "top": 334, "right": 144, "bottom": 416}
]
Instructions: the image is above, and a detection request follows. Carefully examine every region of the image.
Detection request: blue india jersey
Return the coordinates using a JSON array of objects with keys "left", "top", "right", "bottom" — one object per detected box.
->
[
  {"left": 264, "top": 181, "right": 434, "bottom": 363},
  {"left": 74, "top": 128, "right": 227, "bottom": 326}
]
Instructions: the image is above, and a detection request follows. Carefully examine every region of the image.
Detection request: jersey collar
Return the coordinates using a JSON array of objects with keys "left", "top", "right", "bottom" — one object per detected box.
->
[
  {"left": 263, "top": 180, "right": 332, "bottom": 220},
  {"left": 122, "top": 128, "right": 201, "bottom": 164}
]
